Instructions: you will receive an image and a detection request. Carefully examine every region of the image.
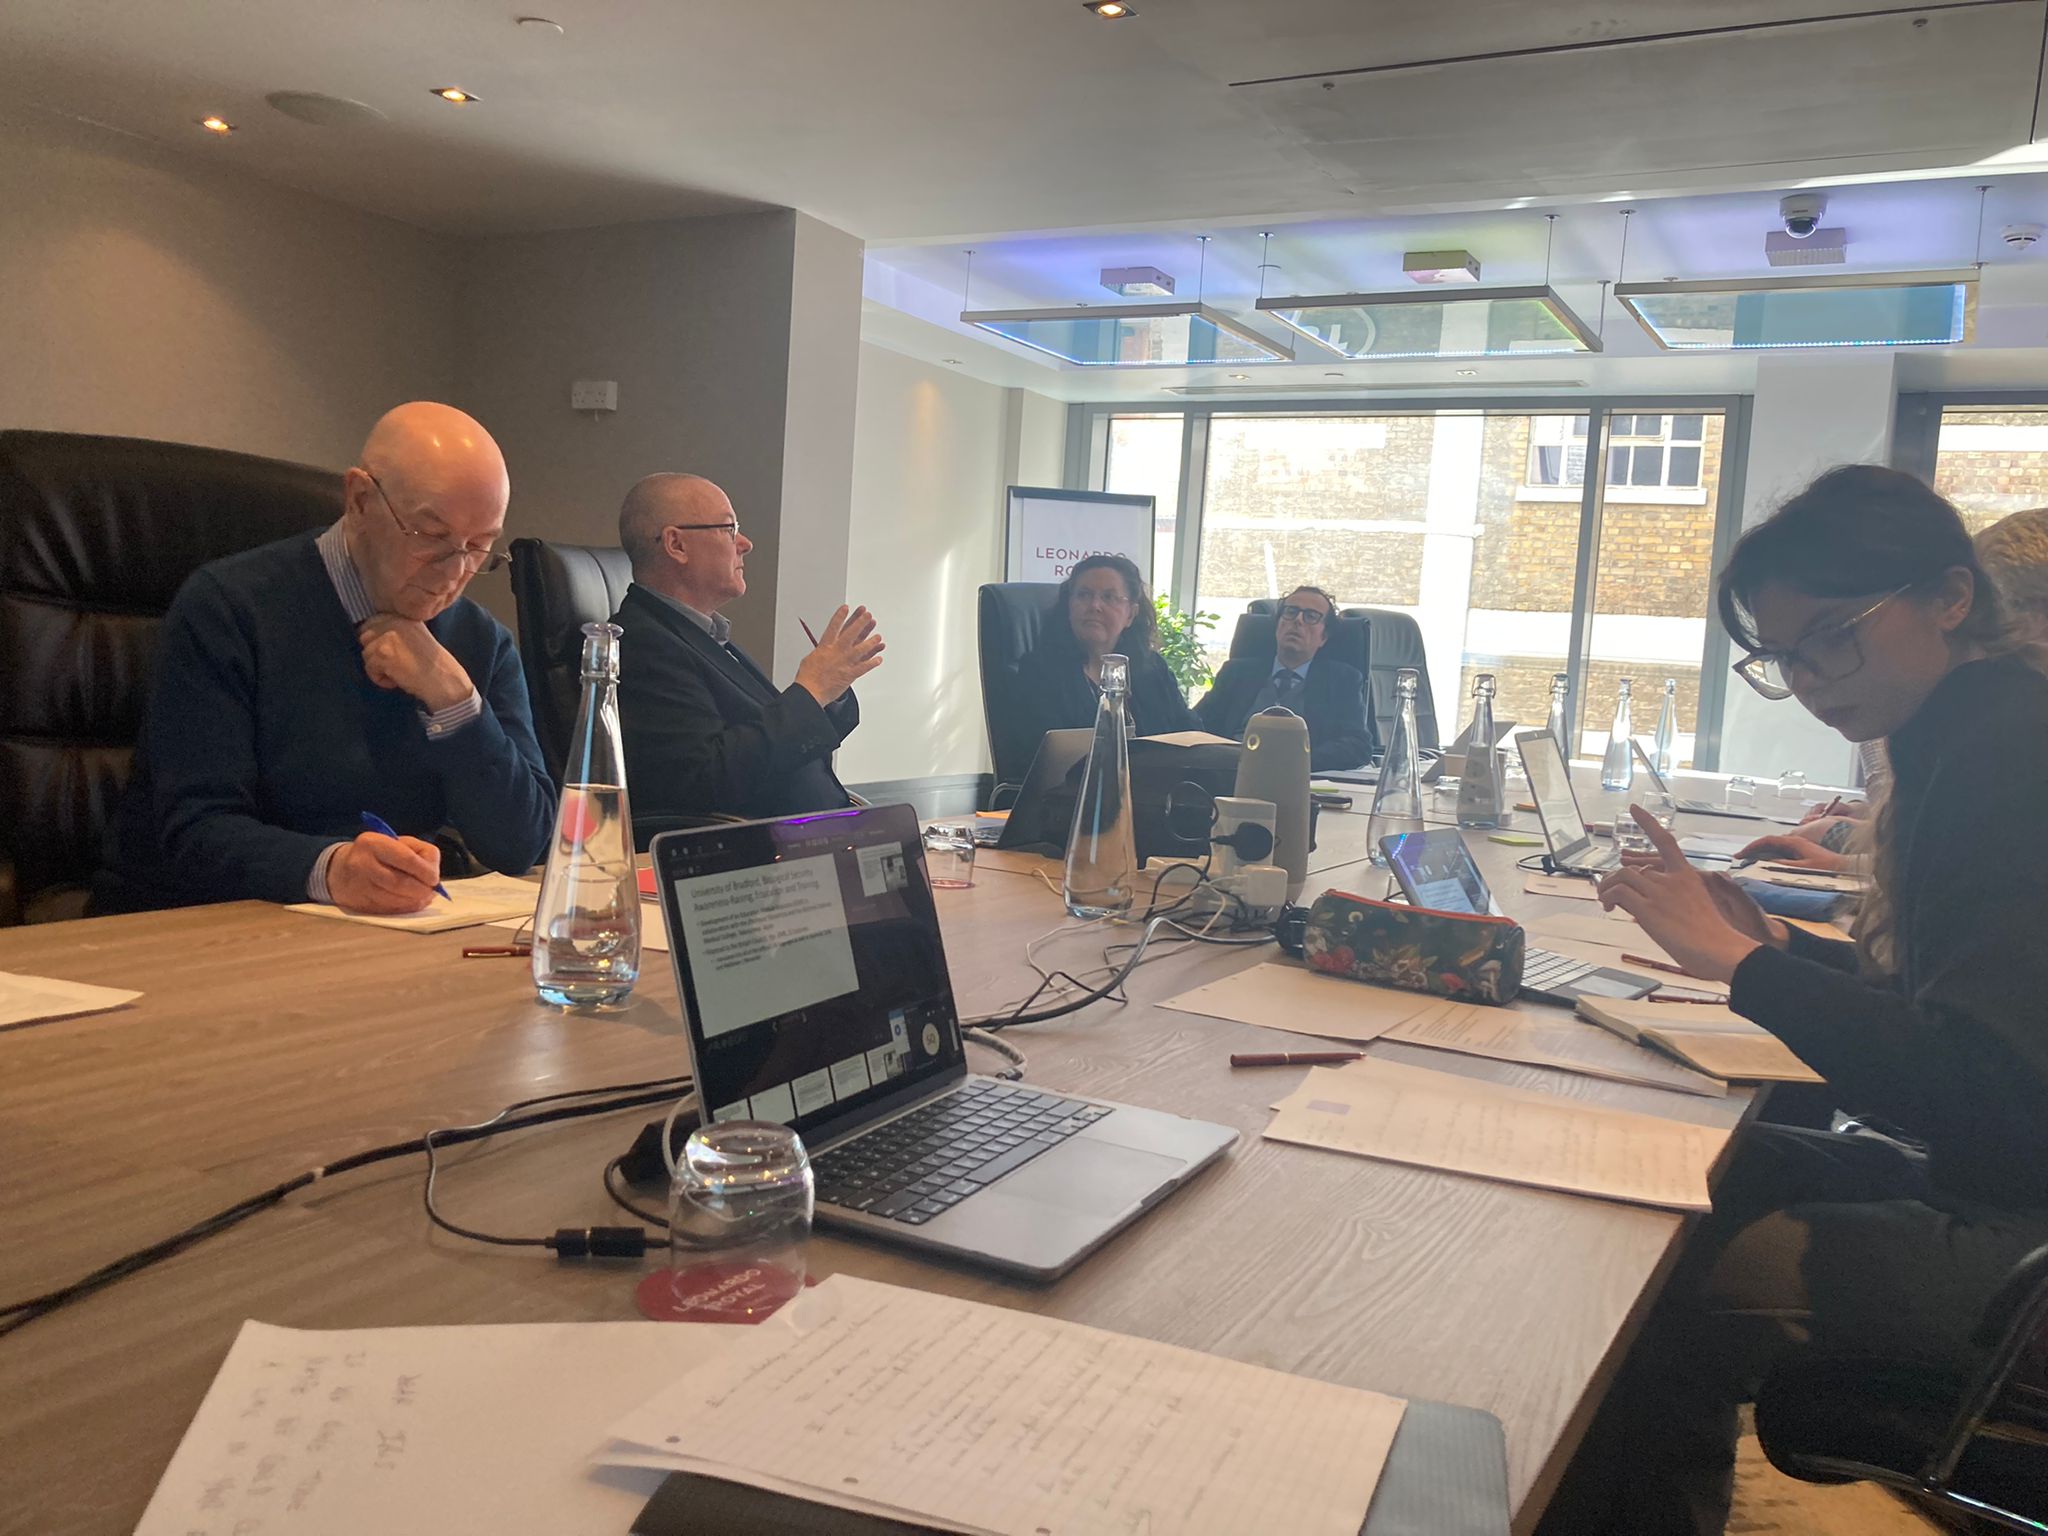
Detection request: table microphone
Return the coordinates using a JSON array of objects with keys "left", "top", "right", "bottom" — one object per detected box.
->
[{"left": 1236, "top": 708, "right": 1310, "bottom": 903}]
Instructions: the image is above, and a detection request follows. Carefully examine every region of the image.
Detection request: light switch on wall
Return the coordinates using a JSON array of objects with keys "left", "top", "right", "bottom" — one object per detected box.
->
[{"left": 570, "top": 380, "right": 619, "bottom": 412}]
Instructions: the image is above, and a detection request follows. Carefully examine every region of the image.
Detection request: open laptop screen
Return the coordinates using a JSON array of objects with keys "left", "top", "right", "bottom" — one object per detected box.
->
[
  {"left": 1517, "top": 730, "right": 1589, "bottom": 851},
  {"left": 1380, "top": 829, "right": 1501, "bottom": 917},
  {"left": 653, "top": 804, "right": 964, "bottom": 1137}
]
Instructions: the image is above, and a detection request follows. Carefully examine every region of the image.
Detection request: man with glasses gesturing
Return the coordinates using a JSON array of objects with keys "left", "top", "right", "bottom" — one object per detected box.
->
[
  {"left": 1193, "top": 585, "right": 1372, "bottom": 769},
  {"left": 96, "top": 403, "right": 554, "bottom": 914},
  {"left": 609, "top": 473, "right": 882, "bottom": 832}
]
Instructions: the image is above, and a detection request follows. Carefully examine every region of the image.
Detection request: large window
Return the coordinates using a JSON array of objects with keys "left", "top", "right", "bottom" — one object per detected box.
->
[
  {"left": 1090, "top": 402, "right": 1741, "bottom": 766},
  {"left": 1929, "top": 405, "right": 2048, "bottom": 535}
]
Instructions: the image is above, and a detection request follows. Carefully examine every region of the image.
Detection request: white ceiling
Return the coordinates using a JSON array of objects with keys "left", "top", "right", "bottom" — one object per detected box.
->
[{"left": 10, "top": 0, "right": 2048, "bottom": 240}]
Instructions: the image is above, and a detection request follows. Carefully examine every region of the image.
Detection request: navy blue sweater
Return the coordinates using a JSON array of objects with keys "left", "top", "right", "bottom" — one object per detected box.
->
[{"left": 96, "top": 531, "right": 555, "bottom": 911}]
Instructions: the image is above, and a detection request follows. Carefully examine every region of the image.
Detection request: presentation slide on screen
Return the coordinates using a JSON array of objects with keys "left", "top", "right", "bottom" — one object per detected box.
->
[{"left": 674, "top": 855, "right": 860, "bottom": 1038}]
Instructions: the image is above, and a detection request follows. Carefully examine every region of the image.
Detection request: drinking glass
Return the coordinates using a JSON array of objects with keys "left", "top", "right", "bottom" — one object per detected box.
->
[
  {"left": 1725, "top": 775, "right": 1758, "bottom": 812},
  {"left": 663, "top": 1122, "right": 812, "bottom": 1322},
  {"left": 1777, "top": 769, "right": 1809, "bottom": 808},
  {"left": 923, "top": 822, "right": 977, "bottom": 889}
]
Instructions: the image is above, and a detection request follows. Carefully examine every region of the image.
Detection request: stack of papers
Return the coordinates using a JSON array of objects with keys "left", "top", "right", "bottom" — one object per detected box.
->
[
  {"left": 1379, "top": 997, "right": 1725, "bottom": 1097},
  {"left": 601, "top": 1275, "right": 1407, "bottom": 1536},
  {"left": 285, "top": 872, "right": 540, "bottom": 933},
  {"left": 1265, "top": 1055, "right": 1730, "bottom": 1211},
  {"left": 139, "top": 1278, "right": 1408, "bottom": 1536},
  {"left": 0, "top": 969, "right": 140, "bottom": 1029},
  {"left": 1158, "top": 960, "right": 1445, "bottom": 1043},
  {"left": 1575, "top": 995, "right": 1823, "bottom": 1083}
]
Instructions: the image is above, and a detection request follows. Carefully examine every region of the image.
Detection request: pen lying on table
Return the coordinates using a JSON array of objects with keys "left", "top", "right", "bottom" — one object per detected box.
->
[{"left": 1231, "top": 1050, "right": 1367, "bottom": 1068}]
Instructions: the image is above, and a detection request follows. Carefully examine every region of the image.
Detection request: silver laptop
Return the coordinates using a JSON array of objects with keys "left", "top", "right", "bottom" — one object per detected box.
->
[
  {"left": 651, "top": 802, "right": 1237, "bottom": 1281},
  {"left": 1628, "top": 737, "right": 1766, "bottom": 820},
  {"left": 1378, "top": 827, "right": 1654, "bottom": 1008},
  {"left": 1514, "top": 730, "right": 1619, "bottom": 875}
]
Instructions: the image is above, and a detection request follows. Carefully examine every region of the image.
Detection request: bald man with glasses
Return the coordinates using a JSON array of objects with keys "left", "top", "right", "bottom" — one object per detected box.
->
[
  {"left": 609, "top": 473, "right": 884, "bottom": 834},
  {"left": 1194, "top": 585, "right": 1373, "bottom": 770},
  {"left": 96, "top": 402, "right": 555, "bottom": 914}
]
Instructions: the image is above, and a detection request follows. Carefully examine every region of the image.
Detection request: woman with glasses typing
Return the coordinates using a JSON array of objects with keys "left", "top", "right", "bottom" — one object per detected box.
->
[
  {"left": 1540, "top": 464, "right": 2048, "bottom": 1536},
  {"left": 1010, "top": 556, "right": 1197, "bottom": 756}
]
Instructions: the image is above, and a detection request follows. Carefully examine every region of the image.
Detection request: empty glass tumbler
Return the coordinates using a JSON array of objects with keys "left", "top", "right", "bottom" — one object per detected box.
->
[{"left": 664, "top": 1121, "right": 813, "bottom": 1322}]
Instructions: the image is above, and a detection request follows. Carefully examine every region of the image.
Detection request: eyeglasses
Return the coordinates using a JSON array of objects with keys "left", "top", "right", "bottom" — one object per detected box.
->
[
  {"left": 1071, "top": 586, "right": 1135, "bottom": 609},
  {"left": 1276, "top": 603, "right": 1328, "bottom": 627},
  {"left": 669, "top": 520, "right": 742, "bottom": 539},
  {"left": 360, "top": 469, "right": 509, "bottom": 574},
  {"left": 1733, "top": 585, "right": 1910, "bottom": 700}
]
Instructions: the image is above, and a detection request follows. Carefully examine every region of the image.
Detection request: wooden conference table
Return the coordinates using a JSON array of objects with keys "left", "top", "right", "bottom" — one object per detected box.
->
[{"left": 0, "top": 788, "right": 1758, "bottom": 1535}]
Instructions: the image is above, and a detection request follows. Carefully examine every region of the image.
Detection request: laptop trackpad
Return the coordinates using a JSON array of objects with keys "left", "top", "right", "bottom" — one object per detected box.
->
[{"left": 997, "top": 1139, "right": 1181, "bottom": 1217}]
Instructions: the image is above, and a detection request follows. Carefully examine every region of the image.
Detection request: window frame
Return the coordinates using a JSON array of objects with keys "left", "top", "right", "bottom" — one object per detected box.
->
[{"left": 1075, "top": 394, "right": 1751, "bottom": 769}]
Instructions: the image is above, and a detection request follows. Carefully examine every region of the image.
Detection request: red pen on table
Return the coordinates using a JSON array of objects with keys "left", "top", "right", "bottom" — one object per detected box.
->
[
  {"left": 1646, "top": 992, "right": 1730, "bottom": 1005},
  {"left": 1231, "top": 1050, "right": 1366, "bottom": 1068}
]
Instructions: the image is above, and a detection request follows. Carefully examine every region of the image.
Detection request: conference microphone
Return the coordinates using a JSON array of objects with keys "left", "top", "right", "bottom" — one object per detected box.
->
[{"left": 1235, "top": 708, "right": 1310, "bottom": 902}]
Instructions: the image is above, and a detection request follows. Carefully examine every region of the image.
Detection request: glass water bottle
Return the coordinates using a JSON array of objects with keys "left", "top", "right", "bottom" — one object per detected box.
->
[
  {"left": 1601, "top": 677, "right": 1635, "bottom": 792},
  {"left": 1546, "top": 672, "right": 1571, "bottom": 758},
  {"left": 533, "top": 622, "right": 642, "bottom": 1008},
  {"left": 1455, "top": 673, "right": 1505, "bottom": 829},
  {"left": 1367, "top": 667, "right": 1426, "bottom": 865},
  {"left": 1653, "top": 678, "right": 1679, "bottom": 776},
  {"left": 1063, "top": 654, "right": 1137, "bottom": 918}
]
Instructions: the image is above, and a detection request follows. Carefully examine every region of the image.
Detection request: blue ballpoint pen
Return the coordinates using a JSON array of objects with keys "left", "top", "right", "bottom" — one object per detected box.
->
[{"left": 358, "top": 811, "right": 452, "bottom": 901}]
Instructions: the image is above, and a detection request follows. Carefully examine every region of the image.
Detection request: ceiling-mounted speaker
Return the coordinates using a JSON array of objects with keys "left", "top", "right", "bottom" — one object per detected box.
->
[{"left": 265, "top": 92, "right": 388, "bottom": 127}]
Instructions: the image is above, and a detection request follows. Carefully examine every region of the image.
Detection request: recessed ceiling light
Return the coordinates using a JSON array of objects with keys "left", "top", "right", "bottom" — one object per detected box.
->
[
  {"left": 515, "top": 15, "right": 564, "bottom": 33},
  {"left": 1324, "top": 371, "right": 1345, "bottom": 379},
  {"left": 1455, "top": 368, "right": 1479, "bottom": 377},
  {"left": 941, "top": 358, "right": 963, "bottom": 365},
  {"left": 431, "top": 86, "right": 479, "bottom": 104},
  {"left": 1084, "top": 0, "right": 1136, "bottom": 16},
  {"left": 1228, "top": 373, "right": 1251, "bottom": 381},
  {"left": 197, "top": 115, "right": 235, "bottom": 134}
]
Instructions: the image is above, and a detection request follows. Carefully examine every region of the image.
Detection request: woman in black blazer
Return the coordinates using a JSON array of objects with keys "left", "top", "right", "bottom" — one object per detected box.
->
[
  {"left": 1542, "top": 465, "right": 2048, "bottom": 1535},
  {"left": 1011, "top": 555, "right": 1197, "bottom": 748}
]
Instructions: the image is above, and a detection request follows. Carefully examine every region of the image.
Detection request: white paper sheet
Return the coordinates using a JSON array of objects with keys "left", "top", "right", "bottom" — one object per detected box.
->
[
  {"left": 1158, "top": 959, "right": 1444, "bottom": 1043},
  {"left": 602, "top": 1274, "right": 1406, "bottom": 1536},
  {"left": 0, "top": 969, "right": 141, "bottom": 1028},
  {"left": 134, "top": 1318, "right": 727, "bottom": 1535},
  {"left": 285, "top": 872, "right": 540, "bottom": 933}
]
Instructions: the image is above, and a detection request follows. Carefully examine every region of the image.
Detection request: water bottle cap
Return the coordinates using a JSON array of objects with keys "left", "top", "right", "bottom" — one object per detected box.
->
[
  {"left": 1097, "top": 653, "right": 1129, "bottom": 693},
  {"left": 580, "top": 621, "right": 623, "bottom": 679}
]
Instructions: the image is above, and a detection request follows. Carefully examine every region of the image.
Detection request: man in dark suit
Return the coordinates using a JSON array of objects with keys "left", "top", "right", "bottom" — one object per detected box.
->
[
  {"left": 1194, "top": 585, "right": 1372, "bottom": 770},
  {"left": 610, "top": 473, "right": 884, "bottom": 833}
]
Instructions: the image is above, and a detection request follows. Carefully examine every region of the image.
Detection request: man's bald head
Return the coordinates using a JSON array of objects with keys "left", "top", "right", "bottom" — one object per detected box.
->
[
  {"left": 619, "top": 472, "right": 752, "bottom": 611},
  {"left": 342, "top": 403, "right": 511, "bottom": 621},
  {"left": 360, "top": 402, "right": 509, "bottom": 514}
]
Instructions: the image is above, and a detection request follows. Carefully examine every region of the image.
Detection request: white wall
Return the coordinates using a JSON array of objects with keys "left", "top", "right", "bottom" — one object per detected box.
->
[
  {"left": 0, "top": 102, "right": 458, "bottom": 468},
  {"left": 1716, "top": 352, "right": 1901, "bottom": 784},
  {"left": 838, "top": 344, "right": 1066, "bottom": 784}
]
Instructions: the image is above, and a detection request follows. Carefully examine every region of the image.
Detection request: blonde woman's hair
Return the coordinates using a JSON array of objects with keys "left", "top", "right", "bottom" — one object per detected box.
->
[{"left": 1975, "top": 507, "right": 2048, "bottom": 640}]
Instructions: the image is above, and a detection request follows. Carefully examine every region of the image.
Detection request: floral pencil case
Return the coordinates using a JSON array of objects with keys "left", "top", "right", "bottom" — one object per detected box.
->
[{"left": 1300, "top": 889, "right": 1524, "bottom": 1006}]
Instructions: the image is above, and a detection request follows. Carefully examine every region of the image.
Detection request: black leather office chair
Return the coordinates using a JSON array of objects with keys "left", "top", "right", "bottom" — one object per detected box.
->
[
  {"left": 0, "top": 429, "right": 340, "bottom": 925},
  {"left": 977, "top": 581, "right": 1059, "bottom": 799},
  {"left": 508, "top": 538, "right": 635, "bottom": 785},
  {"left": 1755, "top": 1241, "right": 2048, "bottom": 1533},
  {"left": 1342, "top": 606, "right": 1440, "bottom": 752},
  {"left": 1221, "top": 611, "right": 1376, "bottom": 750}
]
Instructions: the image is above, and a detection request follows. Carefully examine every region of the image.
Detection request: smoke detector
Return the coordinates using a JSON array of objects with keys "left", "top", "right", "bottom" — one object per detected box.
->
[{"left": 2003, "top": 224, "right": 2044, "bottom": 250}]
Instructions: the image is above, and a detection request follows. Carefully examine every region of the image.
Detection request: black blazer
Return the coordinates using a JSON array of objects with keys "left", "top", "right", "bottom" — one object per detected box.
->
[
  {"left": 611, "top": 583, "right": 855, "bottom": 833},
  {"left": 1194, "top": 655, "right": 1373, "bottom": 770},
  {"left": 1729, "top": 655, "right": 2048, "bottom": 1209},
  {"left": 1010, "top": 631, "right": 1198, "bottom": 746}
]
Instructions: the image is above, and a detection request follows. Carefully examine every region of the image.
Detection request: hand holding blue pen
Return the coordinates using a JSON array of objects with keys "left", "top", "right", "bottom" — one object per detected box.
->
[{"left": 358, "top": 812, "right": 452, "bottom": 901}]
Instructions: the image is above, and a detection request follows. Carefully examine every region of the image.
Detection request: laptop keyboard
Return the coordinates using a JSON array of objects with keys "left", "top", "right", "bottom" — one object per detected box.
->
[
  {"left": 812, "top": 1079, "right": 1114, "bottom": 1226},
  {"left": 1521, "top": 947, "right": 1598, "bottom": 993}
]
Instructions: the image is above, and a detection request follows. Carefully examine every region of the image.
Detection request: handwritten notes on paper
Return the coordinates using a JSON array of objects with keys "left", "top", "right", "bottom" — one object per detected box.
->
[
  {"left": 604, "top": 1274, "right": 1407, "bottom": 1536},
  {"left": 1158, "top": 959, "right": 1445, "bottom": 1043},
  {"left": 135, "top": 1319, "right": 711, "bottom": 1535},
  {"left": 1265, "top": 1056, "right": 1730, "bottom": 1212},
  {"left": 285, "top": 872, "right": 540, "bottom": 933},
  {"left": 0, "top": 969, "right": 140, "bottom": 1029}
]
